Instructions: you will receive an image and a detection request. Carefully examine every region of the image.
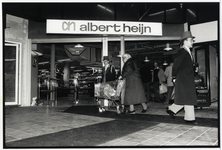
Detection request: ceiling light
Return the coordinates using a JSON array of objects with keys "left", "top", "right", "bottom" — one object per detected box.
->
[
  {"left": 32, "top": 50, "right": 43, "bottom": 56},
  {"left": 163, "top": 61, "right": 168, "bottom": 66},
  {"left": 187, "top": 9, "right": 196, "bottom": 17},
  {"left": 97, "top": 4, "right": 114, "bottom": 14},
  {"left": 75, "top": 44, "right": 84, "bottom": 48},
  {"left": 166, "top": 8, "right": 177, "bottom": 12},
  {"left": 57, "top": 58, "right": 72, "bottom": 62},
  {"left": 38, "top": 61, "right": 49, "bottom": 65},
  {"left": 149, "top": 11, "right": 164, "bottom": 16},
  {"left": 144, "top": 56, "right": 150, "bottom": 62},
  {"left": 164, "top": 43, "right": 173, "bottom": 51},
  {"left": 5, "top": 59, "right": 16, "bottom": 61}
]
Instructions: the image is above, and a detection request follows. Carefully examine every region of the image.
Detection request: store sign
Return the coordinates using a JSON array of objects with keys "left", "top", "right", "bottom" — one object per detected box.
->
[{"left": 46, "top": 19, "right": 162, "bottom": 36}]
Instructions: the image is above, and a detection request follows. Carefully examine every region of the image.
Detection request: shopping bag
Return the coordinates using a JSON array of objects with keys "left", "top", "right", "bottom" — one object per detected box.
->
[
  {"left": 116, "top": 79, "right": 125, "bottom": 97},
  {"left": 94, "top": 83, "right": 102, "bottom": 97},
  {"left": 103, "top": 83, "right": 116, "bottom": 99},
  {"left": 159, "top": 83, "right": 168, "bottom": 94}
]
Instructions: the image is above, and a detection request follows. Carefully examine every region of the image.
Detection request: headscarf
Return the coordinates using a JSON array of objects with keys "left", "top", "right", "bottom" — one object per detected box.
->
[{"left": 122, "top": 53, "right": 132, "bottom": 62}]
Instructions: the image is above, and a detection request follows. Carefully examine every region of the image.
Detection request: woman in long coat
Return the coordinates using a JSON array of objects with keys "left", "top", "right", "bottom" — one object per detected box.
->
[
  {"left": 119, "top": 54, "right": 148, "bottom": 114},
  {"left": 166, "top": 31, "right": 198, "bottom": 125}
]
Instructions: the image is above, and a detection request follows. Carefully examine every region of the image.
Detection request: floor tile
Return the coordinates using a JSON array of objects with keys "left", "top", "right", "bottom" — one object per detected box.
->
[
  {"left": 4, "top": 101, "right": 218, "bottom": 147},
  {"left": 188, "top": 140, "right": 216, "bottom": 146}
]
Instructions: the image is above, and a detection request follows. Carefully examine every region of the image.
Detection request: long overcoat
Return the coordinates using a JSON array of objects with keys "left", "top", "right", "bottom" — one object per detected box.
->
[
  {"left": 122, "top": 58, "right": 147, "bottom": 105},
  {"left": 172, "top": 48, "right": 197, "bottom": 105}
]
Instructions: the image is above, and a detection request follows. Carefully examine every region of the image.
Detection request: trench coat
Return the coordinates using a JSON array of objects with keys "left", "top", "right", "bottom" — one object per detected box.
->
[
  {"left": 122, "top": 58, "right": 147, "bottom": 105},
  {"left": 172, "top": 48, "right": 197, "bottom": 105}
]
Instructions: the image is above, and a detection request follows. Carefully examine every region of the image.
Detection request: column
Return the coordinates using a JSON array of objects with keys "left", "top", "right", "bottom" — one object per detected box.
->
[
  {"left": 63, "top": 62, "right": 70, "bottom": 87},
  {"left": 120, "top": 36, "right": 125, "bottom": 70},
  {"left": 102, "top": 37, "right": 108, "bottom": 57},
  {"left": 50, "top": 44, "right": 55, "bottom": 106}
]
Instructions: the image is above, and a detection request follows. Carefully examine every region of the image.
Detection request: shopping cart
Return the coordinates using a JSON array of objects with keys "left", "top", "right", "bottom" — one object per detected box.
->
[{"left": 94, "top": 80, "right": 124, "bottom": 112}]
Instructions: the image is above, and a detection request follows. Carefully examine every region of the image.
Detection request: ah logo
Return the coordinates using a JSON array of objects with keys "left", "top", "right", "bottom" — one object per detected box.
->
[{"left": 62, "top": 21, "right": 75, "bottom": 31}]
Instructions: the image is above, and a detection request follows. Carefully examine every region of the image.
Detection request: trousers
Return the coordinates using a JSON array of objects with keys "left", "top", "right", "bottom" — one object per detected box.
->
[{"left": 169, "top": 104, "right": 195, "bottom": 121}]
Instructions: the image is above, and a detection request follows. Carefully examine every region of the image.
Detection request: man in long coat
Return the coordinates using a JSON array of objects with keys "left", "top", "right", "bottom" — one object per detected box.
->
[{"left": 166, "top": 31, "right": 198, "bottom": 125}]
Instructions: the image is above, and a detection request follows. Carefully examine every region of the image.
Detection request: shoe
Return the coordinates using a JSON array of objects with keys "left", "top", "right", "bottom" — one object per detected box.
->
[
  {"left": 128, "top": 110, "right": 136, "bottom": 114},
  {"left": 166, "top": 107, "right": 175, "bottom": 119},
  {"left": 141, "top": 107, "right": 149, "bottom": 113},
  {"left": 101, "top": 107, "right": 106, "bottom": 112},
  {"left": 99, "top": 107, "right": 103, "bottom": 113},
  {"left": 99, "top": 107, "right": 106, "bottom": 113},
  {"left": 116, "top": 109, "right": 121, "bottom": 114},
  {"left": 185, "top": 120, "right": 198, "bottom": 125}
]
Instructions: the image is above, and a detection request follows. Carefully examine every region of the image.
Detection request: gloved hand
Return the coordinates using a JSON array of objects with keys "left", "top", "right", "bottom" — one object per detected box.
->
[
  {"left": 118, "top": 76, "right": 122, "bottom": 80},
  {"left": 172, "top": 77, "right": 176, "bottom": 85}
]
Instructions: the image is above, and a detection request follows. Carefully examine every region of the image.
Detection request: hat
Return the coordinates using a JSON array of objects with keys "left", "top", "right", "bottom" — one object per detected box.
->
[
  {"left": 103, "top": 56, "right": 109, "bottom": 61},
  {"left": 180, "top": 31, "right": 195, "bottom": 41}
]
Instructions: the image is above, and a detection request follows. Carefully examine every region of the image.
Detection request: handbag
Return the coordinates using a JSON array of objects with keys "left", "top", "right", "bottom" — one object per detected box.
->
[{"left": 159, "top": 83, "right": 168, "bottom": 94}]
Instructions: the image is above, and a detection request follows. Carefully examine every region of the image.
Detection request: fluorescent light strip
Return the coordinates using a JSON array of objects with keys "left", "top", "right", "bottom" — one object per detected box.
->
[
  {"left": 149, "top": 8, "right": 176, "bottom": 17},
  {"left": 57, "top": 58, "right": 72, "bottom": 62},
  {"left": 32, "top": 50, "right": 43, "bottom": 56},
  {"left": 187, "top": 9, "right": 196, "bottom": 17},
  {"left": 149, "top": 11, "right": 164, "bottom": 16},
  {"left": 166, "top": 8, "right": 177, "bottom": 12},
  {"left": 5, "top": 59, "right": 16, "bottom": 61},
  {"left": 98, "top": 4, "right": 113, "bottom": 14},
  {"left": 38, "top": 61, "right": 49, "bottom": 65}
]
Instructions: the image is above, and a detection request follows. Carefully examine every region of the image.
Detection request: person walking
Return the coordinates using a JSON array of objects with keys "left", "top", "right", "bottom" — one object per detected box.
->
[
  {"left": 158, "top": 64, "right": 166, "bottom": 101},
  {"left": 139, "top": 57, "right": 152, "bottom": 102},
  {"left": 102, "top": 56, "right": 116, "bottom": 83},
  {"left": 119, "top": 54, "right": 148, "bottom": 114},
  {"left": 166, "top": 31, "right": 198, "bottom": 125},
  {"left": 99, "top": 56, "right": 116, "bottom": 113},
  {"left": 164, "top": 62, "right": 174, "bottom": 105},
  {"left": 152, "top": 62, "right": 160, "bottom": 102}
]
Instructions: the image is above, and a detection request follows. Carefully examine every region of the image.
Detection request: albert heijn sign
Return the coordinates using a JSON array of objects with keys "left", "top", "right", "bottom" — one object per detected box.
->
[{"left": 46, "top": 19, "right": 162, "bottom": 36}]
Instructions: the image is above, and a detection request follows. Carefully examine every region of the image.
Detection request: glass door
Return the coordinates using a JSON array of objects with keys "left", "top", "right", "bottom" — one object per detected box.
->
[{"left": 4, "top": 42, "right": 20, "bottom": 105}]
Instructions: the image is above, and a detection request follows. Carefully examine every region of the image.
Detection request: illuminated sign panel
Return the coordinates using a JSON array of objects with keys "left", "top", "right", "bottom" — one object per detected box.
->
[{"left": 47, "top": 20, "right": 162, "bottom": 36}]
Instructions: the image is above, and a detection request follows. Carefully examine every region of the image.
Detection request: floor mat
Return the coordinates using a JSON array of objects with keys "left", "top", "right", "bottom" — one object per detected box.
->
[
  {"left": 63, "top": 106, "right": 218, "bottom": 127},
  {"left": 5, "top": 119, "right": 158, "bottom": 147},
  {"left": 5, "top": 105, "right": 218, "bottom": 147}
]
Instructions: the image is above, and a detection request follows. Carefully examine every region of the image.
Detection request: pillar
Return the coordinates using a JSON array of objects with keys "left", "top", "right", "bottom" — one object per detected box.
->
[
  {"left": 63, "top": 62, "right": 70, "bottom": 87},
  {"left": 120, "top": 36, "right": 125, "bottom": 70},
  {"left": 50, "top": 44, "right": 56, "bottom": 106},
  {"left": 102, "top": 37, "right": 108, "bottom": 57}
]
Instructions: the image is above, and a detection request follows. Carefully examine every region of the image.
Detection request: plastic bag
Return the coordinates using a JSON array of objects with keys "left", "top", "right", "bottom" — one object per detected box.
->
[
  {"left": 103, "top": 84, "right": 116, "bottom": 99},
  {"left": 116, "top": 79, "right": 125, "bottom": 96},
  {"left": 94, "top": 83, "right": 102, "bottom": 97},
  {"left": 159, "top": 83, "right": 168, "bottom": 94},
  {"left": 94, "top": 82, "right": 116, "bottom": 99}
]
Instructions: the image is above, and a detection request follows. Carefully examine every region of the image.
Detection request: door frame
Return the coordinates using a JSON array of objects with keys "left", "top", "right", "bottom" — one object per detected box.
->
[{"left": 4, "top": 40, "right": 22, "bottom": 105}]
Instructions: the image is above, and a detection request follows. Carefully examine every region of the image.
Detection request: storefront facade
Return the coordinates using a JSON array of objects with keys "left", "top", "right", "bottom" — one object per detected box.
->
[{"left": 2, "top": 3, "right": 219, "bottom": 107}]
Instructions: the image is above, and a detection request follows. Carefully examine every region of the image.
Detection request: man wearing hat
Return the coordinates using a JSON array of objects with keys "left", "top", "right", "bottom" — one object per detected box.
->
[
  {"left": 166, "top": 31, "right": 198, "bottom": 125},
  {"left": 102, "top": 56, "right": 116, "bottom": 83},
  {"left": 98, "top": 56, "right": 117, "bottom": 113},
  {"left": 139, "top": 56, "right": 152, "bottom": 102}
]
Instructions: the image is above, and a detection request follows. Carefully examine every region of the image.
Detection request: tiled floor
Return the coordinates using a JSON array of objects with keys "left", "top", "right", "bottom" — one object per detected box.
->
[{"left": 4, "top": 98, "right": 219, "bottom": 148}]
